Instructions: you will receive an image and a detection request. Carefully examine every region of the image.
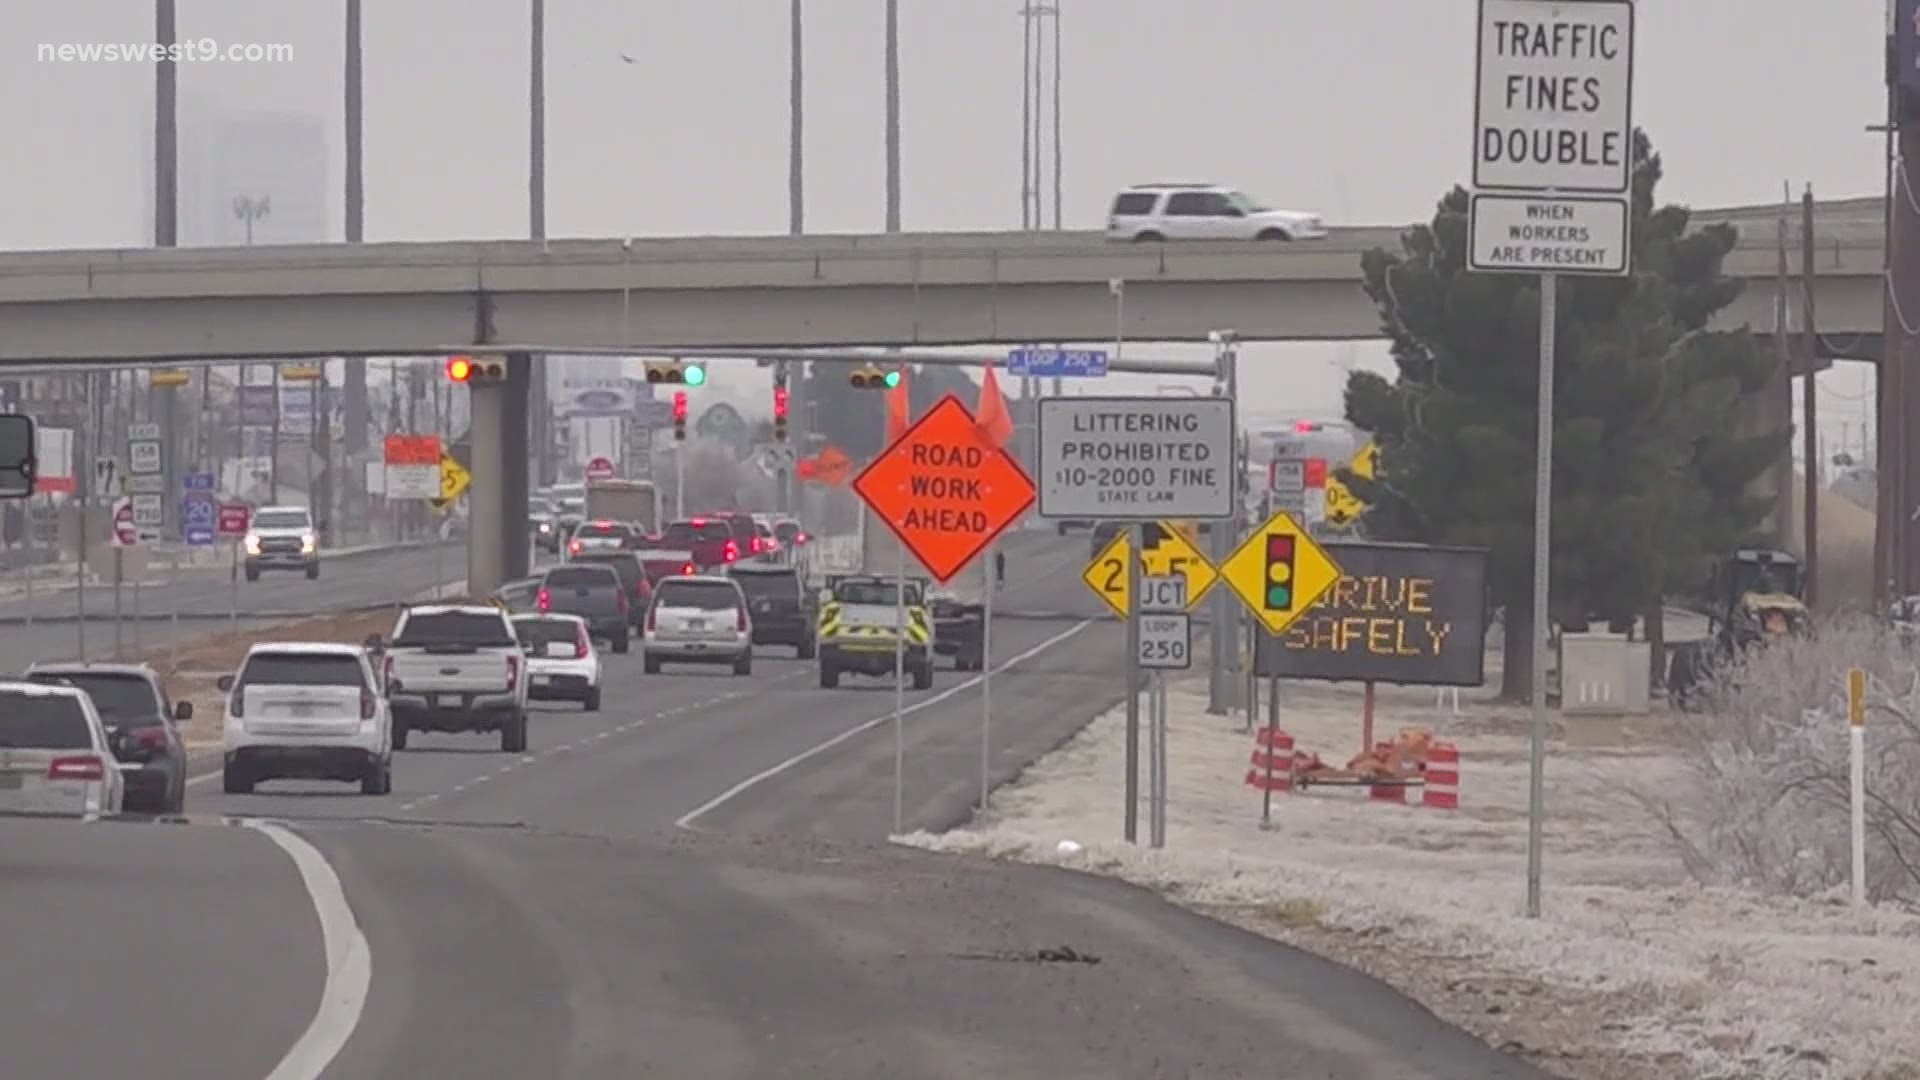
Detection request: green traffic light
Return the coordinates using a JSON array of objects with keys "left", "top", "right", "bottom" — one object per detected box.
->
[
  {"left": 682, "top": 363, "right": 706, "bottom": 387},
  {"left": 1265, "top": 585, "right": 1292, "bottom": 609},
  {"left": 883, "top": 370, "right": 900, "bottom": 388}
]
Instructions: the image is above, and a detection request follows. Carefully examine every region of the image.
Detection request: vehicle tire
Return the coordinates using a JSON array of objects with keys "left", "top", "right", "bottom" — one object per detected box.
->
[
  {"left": 733, "top": 652, "right": 753, "bottom": 677},
  {"left": 1131, "top": 231, "right": 1164, "bottom": 243},
  {"left": 611, "top": 630, "right": 631, "bottom": 655},
  {"left": 819, "top": 662, "right": 839, "bottom": 689},
  {"left": 1255, "top": 227, "right": 1293, "bottom": 241},
  {"left": 912, "top": 663, "right": 933, "bottom": 690},
  {"left": 392, "top": 723, "right": 410, "bottom": 751},
  {"left": 306, "top": 562, "right": 320, "bottom": 580},
  {"left": 583, "top": 686, "right": 601, "bottom": 712},
  {"left": 361, "top": 758, "right": 392, "bottom": 796},
  {"left": 796, "top": 637, "right": 816, "bottom": 660},
  {"left": 500, "top": 711, "right": 528, "bottom": 753},
  {"left": 222, "top": 765, "right": 254, "bottom": 795},
  {"left": 244, "top": 566, "right": 260, "bottom": 582},
  {"left": 1056, "top": 522, "right": 1069, "bottom": 536},
  {"left": 165, "top": 776, "right": 187, "bottom": 814},
  {"left": 642, "top": 653, "right": 661, "bottom": 674}
]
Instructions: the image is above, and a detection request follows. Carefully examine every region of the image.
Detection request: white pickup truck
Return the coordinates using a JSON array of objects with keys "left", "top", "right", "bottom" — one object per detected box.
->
[{"left": 375, "top": 604, "right": 529, "bottom": 752}]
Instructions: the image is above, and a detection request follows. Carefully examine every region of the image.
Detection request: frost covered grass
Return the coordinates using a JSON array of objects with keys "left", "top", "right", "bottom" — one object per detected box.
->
[{"left": 900, "top": 676, "right": 1920, "bottom": 1080}]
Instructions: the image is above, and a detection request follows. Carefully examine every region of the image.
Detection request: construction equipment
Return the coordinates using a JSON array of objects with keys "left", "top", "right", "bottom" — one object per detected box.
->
[{"left": 1666, "top": 548, "right": 1811, "bottom": 707}]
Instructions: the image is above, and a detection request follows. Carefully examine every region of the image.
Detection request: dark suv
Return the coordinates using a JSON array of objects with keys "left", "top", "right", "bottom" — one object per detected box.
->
[
  {"left": 537, "top": 564, "right": 630, "bottom": 652},
  {"left": 569, "top": 551, "right": 654, "bottom": 633},
  {"left": 726, "top": 563, "right": 815, "bottom": 657},
  {"left": 23, "top": 662, "right": 191, "bottom": 813}
]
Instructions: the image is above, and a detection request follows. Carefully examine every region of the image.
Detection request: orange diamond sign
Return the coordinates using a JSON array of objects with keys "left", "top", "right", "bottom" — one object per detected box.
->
[{"left": 853, "top": 394, "right": 1036, "bottom": 583}]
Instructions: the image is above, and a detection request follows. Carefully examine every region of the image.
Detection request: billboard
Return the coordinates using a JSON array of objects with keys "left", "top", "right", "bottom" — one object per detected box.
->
[{"left": 1254, "top": 542, "right": 1488, "bottom": 687}]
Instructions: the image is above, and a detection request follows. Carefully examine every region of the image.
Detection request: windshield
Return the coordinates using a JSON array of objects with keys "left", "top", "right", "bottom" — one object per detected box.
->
[
  {"left": 774, "top": 522, "right": 801, "bottom": 542},
  {"left": 25, "top": 672, "right": 161, "bottom": 725},
  {"left": 835, "top": 581, "right": 906, "bottom": 606},
  {"left": 545, "top": 566, "right": 619, "bottom": 589},
  {"left": 513, "top": 617, "right": 582, "bottom": 650},
  {"left": 253, "top": 510, "right": 310, "bottom": 530},
  {"left": 240, "top": 653, "right": 367, "bottom": 688},
  {"left": 654, "top": 581, "right": 741, "bottom": 611},
  {"left": 730, "top": 571, "right": 797, "bottom": 599},
  {"left": 664, "top": 521, "right": 732, "bottom": 545},
  {"left": 0, "top": 694, "right": 92, "bottom": 749},
  {"left": 1227, "top": 190, "right": 1268, "bottom": 213},
  {"left": 394, "top": 611, "right": 516, "bottom": 648}
]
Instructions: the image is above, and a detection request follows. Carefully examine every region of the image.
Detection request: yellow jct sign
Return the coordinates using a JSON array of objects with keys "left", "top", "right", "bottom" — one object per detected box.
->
[
  {"left": 1080, "top": 523, "right": 1218, "bottom": 618},
  {"left": 1323, "top": 440, "right": 1377, "bottom": 527}
]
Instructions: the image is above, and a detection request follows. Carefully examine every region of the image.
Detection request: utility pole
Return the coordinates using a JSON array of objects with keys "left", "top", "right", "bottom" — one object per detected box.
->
[
  {"left": 1800, "top": 186, "right": 1820, "bottom": 608},
  {"left": 342, "top": 0, "right": 370, "bottom": 539},
  {"left": 529, "top": 0, "right": 552, "bottom": 488},
  {"left": 155, "top": 0, "right": 179, "bottom": 536},
  {"left": 789, "top": 0, "right": 803, "bottom": 235},
  {"left": 884, "top": 0, "right": 900, "bottom": 232}
]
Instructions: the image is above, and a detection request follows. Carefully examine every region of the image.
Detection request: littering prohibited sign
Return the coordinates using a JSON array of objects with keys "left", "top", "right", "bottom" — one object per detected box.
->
[
  {"left": 1468, "top": 0, "right": 1634, "bottom": 277},
  {"left": 1036, "top": 397, "right": 1236, "bottom": 521}
]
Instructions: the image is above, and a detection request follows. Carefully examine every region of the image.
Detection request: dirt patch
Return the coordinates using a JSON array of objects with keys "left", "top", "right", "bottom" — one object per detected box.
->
[{"left": 145, "top": 609, "right": 400, "bottom": 747}]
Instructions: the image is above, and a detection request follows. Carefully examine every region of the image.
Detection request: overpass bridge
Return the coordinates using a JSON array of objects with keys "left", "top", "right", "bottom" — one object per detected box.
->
[{"left": 0, "top": 196, "right": 1887, "bottom": 363}]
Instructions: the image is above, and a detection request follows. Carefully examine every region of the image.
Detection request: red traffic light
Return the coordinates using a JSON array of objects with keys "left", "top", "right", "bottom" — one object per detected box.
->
[
  {"left": 672, "top": 391, "right": 688, "bottom": 421},
  {"left": 446, "top": 356, "right": 474, "bottom": 382},
  {"left": 773, "top": 387, "right": 788, "bottom": 419}
]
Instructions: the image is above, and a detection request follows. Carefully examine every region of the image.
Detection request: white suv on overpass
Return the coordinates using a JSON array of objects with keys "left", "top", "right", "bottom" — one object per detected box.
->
[{"left": 1106, "top": 183, "right": 1327, "bottom": 242}]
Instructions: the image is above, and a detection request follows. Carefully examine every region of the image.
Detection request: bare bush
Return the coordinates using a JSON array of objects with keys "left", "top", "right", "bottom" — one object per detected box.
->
[{"left": 1659, "top": 616, "right": 1920, "bottom": 905}]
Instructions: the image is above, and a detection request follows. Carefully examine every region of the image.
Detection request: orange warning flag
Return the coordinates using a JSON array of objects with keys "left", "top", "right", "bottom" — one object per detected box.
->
[
  {"left": 884, "top": 366, "right": 911, "bottom": 444},
  {"left": 974, "top": 362, "right": 1015, "bottom": 449}
]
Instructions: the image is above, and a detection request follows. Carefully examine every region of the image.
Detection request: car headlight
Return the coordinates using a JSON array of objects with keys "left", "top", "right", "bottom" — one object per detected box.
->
[
  {"left": 244, "top": 535, "right": 261, "bottom": 555},
  {"left": 300, "top": 533, "right": 317, "bottom": 552}
]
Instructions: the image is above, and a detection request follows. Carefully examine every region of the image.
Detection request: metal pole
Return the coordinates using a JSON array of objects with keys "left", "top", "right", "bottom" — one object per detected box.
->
[
  {"left": 229, "top": 539, "right": 238, "bottom": 626},
  {"left": 75, "top": 502, "right": 87, "bottom": 661},
  {"left": 22, "top": 497, "right": 33, "bottom": 628},
  {"left": 892, "top": 537, "right": 906, "bottom": 834},
  {"left": 1851, "top": 719, "right": 1867, "bottom": 905},
  {"left": 1051, "top": 0, "right": 1063, "bottom": 230},
  {"left": 112, "top": 547, "right": 124, "bottom": 660},
  {"left": 1153, "top": 672, "right": 1168, "bottom": 848},
  {"left": 980, "top": 540, "right": 993, "bottom": 812},
  {"left": 132, "top": 561, "right": 142, "bottom": 653},
  {"left": 269, "top": 364, "right": 282, "bottom": 503},
  {"left": 883, "top": 0, "right": 900, "bottom": 233},
  {"left": 1124, "top": 521, "right": 1142, "bottom": 843},
  {"left": 153, "top": 0, "right": 178, "bottom": 248},
  {"left": 1525, "top": 271, "right": 1557, "bottom": 919},
  {"left": 788, "top": 0, "right": 803, "bottom": 235},
  {"left": 1019, "top": 1, "right": 1032, "bottom": 229},
  {"left": 1146, "top": 667, "right": 1159, "bottom": 845},
  {"left": 1207, "top": 336, "right": 1236, "bottom": 714},
  {"left": 674, "top": 446, "right": 685, "bottom": 520},
  {"left": 1260, "top": 672, "right": 1279, "bottom": 825},
  {"left": 1800, "top": 185, "right": 1819, "bottom": 607}
]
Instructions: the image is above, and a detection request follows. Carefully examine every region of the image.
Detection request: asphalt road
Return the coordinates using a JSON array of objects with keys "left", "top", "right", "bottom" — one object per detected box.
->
[
  {"left": 0, "top": 541, "right": 465, "bottom": 670},
  {"left": 0, "top": 530, "right": 1553, "bottom": 1079}
]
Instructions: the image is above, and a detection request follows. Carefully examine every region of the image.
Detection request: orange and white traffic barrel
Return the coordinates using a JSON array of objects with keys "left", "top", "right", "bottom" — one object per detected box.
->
[
  {"left": 1245, "top": 728, "right": 1294, "bottom": 793},
  {"left": 1423, "top": 742, "right": 1460, "bottom": 810}
]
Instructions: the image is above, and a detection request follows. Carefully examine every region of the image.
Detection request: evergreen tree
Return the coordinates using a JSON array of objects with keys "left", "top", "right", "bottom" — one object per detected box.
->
[{"left": 1341, "top": 132, "right": 1787, "bottom": 698}]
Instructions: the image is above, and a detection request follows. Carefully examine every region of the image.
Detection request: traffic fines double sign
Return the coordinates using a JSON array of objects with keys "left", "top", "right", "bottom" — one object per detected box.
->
[{"left": 852, "top": 395, "right": 1035, "bottom": 583}]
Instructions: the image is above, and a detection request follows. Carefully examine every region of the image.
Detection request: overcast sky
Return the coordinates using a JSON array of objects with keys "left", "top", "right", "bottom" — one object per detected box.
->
[{"left": 1, "top": 0, "right": 1887, "bottom": 451}]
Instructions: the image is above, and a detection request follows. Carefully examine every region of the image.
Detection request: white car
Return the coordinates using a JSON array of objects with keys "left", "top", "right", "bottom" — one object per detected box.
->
[
  {"left": 243, "top": 504, "right": 322, "bottom": 581},
  {"left": 220, "top": 642, "right": 393, "bottom": 796},
  {"left": 512, "top": 613, "right": 603, "bottom": 711},
  {"left": 642, "top": 575, "right": 753, "bottom": 676},
  {"left": 1105, "top": 183, "right": 1327, "bottom": 242},
  {"left": 0, "top": 680, "right": 124, "bottom": 817}
]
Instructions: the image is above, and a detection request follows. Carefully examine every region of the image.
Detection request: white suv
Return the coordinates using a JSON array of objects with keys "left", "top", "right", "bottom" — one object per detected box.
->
[
  {"left": 1105, "top": 183, "right": 1327, "bottom": 242},
  {"left": 220, "top": 642, "right": 393, "bottom": 795}
]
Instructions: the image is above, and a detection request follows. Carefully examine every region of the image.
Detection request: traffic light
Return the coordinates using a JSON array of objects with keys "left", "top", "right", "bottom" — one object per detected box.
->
[
  {"left": 850, "top": 365, "right": 901, "bottom": 389},
  {"left": 446, "top": 355, "right": 506, "bottom": 383},
  {"left": 1263, "top": 534, "right": 1296, "bottom": 610},
  {"left": 646, "top": 361, "right": 706, "bottom": 386},
  {"left": 672, "top": 391, "right": 688, "bottom": 441},
  {"left": 772, "top": 386, "right": 789, "bottom": 441}
]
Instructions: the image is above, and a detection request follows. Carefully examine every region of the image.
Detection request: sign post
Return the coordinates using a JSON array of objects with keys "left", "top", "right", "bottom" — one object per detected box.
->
[
  {"left": 1469, "top": 0, "right": 1635, "bottom": 919},
  {"left": 1039, "top": 395, "right": 1236, "bottom": 843},
  {"left": 1139, "top": 574, "right": 1188, "bottom": 850},
  {"left": 1847, "top": 666, "right": 1867, "bottom": 906},
  {"left": 218, "top": 502, "right": 251, "bottom": 626},
  {"left": 852, "top": 395, "right": 1036, "bottom": 834}
]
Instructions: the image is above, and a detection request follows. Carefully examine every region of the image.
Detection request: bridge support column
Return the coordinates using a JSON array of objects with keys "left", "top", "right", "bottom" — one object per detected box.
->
[{"left": 465, "top": 357, "right": 532, "bottom": 599}]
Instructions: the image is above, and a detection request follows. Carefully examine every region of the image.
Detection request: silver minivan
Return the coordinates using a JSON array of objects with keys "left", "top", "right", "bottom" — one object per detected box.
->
[{"left": 0, "top": 681, "right": 125, "bottom": 817}]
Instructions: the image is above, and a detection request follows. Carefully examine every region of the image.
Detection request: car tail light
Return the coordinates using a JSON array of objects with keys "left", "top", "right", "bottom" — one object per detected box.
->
[
  {"left": 736, "top": 606, "right": 747, "bottom": 631},
  {"left": 360, "top": 688, "right": 376, "bottom": 720},
  {"left": 47, "top": 755, "right": 105, "bottom": 782},
  {"left": 381, "top": 655, "right": 394, "bottom": 688},
  {"left": 681, "top": 562, "right": 695, "bottom": 575},
  {"left": 723, "top": 540, "right": 738, "bottom": 562},
  {"left": 504, "top": 654, "right": 519, "bottom": 691},
  {"left": 797, "top": 532, "right": 808, "bottom": 544},
  {"left": 132, "top": 726, "right": 169, "bottom": 752},
  {"left": 575, "top": 627, "right": 591, "bottom": 658},
  {"left": 569, "top": 540, "right": 582, "bottom": 555},
  {"left": 537, "top": 588, "right": 551, "bottom": 611},
  {"left": 231, "top": 685, "right": 246, "bottom": 718},
  {"left": 749, "top": 537, "right": 762, "bottom": 554}
]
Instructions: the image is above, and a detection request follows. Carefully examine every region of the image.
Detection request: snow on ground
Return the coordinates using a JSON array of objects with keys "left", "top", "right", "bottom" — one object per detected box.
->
[{"left": 900, "top": 676, "right": 1920, "bottom": 1080}]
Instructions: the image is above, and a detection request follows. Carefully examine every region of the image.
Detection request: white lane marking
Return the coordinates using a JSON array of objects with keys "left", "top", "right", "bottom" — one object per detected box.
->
[
  {"left": 244, "top": 820, "right": 372, "bottom": 1080},
  {"left": 675, "top": 619, "right": 1094, "bottom": 830}
]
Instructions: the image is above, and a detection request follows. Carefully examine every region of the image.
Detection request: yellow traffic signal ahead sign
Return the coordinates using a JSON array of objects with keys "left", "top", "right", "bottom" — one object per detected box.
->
[
  {"left": 1079, "top": 523, "right": 1219, "bottom": 618},
  {"left": 1220, "top": 510, "right": 1342, "bottom": 635}
]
